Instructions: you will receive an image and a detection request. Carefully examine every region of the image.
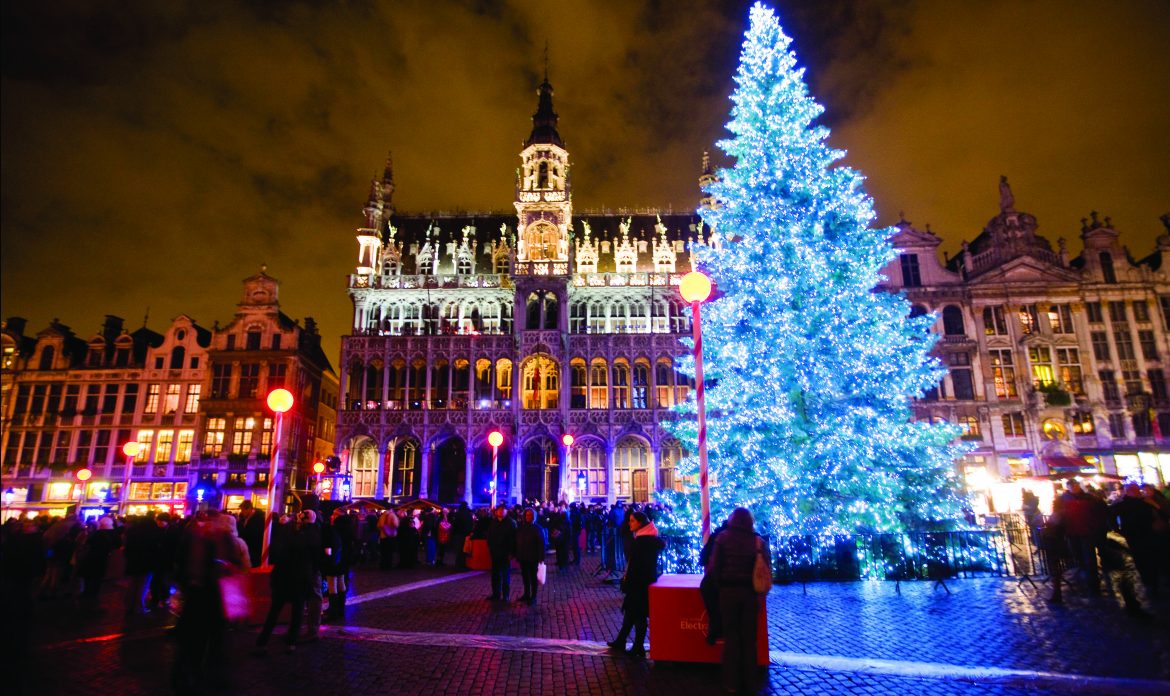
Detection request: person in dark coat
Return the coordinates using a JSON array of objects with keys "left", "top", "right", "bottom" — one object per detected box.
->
[
  {"left": 485, "top": 505, "right": 517, "bottom": 601},
  {"left": 451, "top": 502, "right": 474, "bottom": 568},
  {"left": 569, "top": 503, "right": 583, "bottom": 565},
  {"left": 397, "top": 513, "right": 420, "bottom": 569},
  {"left": 77, "top": 516, "right": 120, "bottom": 609},
  {"left": 323, "top": 511, "right": 357, "bottom": 621},
  {"left": 236, "top": 501, "right": 265, "bottom": 568},
  {"left": 149, "top": 512, "right": 180, "bottom": 611},
  {"left": 705, "top": 507, "right": 769, "bottom": 694},
  {"left": 171, "top": 511, "right": 246, "bottom": 695},
  {"left": 515, "top": 508, "right": 546, "bottom": 604},
  {"left": 699, "top": 520, "right": 728, "bottom": 644},
  {"left": 255, "top": 511, "right": 321, "bottom": 652},
  {"left": 1112, "top": 482, "right": 1161, "bottom": 600},
  {"left": 122, "top": 513, "right": 160, "bottom": 614},
  {"left": 608, "top": 512, "right": 664, "bottom": 658}
]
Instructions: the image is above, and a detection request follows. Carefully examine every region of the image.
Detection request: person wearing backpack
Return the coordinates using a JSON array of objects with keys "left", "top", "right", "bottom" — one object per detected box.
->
[{"left": 704, "top": 507, "right": 770, "bottom": 694}]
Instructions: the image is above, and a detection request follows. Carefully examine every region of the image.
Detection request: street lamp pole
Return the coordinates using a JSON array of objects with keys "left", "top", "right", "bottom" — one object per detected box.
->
[
  {"left": 261, "top": 388, "right": 294, "bottom": 567},
  {"left": 680, "top": 271, "right": 713, "bottom": 545},
  {"left": 488, "top": 430, "right": 503, "bottom": 508},
  {"left": 561, "top": 433, "right": 574, "bottom": 503},
  {"left": 120, "top": 441, "right": 142, "bottom": 515}
]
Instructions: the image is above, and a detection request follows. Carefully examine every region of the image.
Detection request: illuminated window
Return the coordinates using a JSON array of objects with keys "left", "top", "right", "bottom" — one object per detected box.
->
[
  {"left": 1029, "top": 346, "right": 1054, "bottom": 387},
  {"left": 144, "top": 384, "right": 161, "bottom": 414},
  {"left": 155, "top": 431, "right": 174, "bottom": 464},
  {"left": 589, "top": 359, "right": 608, "bottom": 409},
  {"left": 495, "top": 359, "right": 512, "bottom": 406},
  {"left": 176, "top": 430, "right": 194, "bottom": 463},
  {"left": 184, "top": 384, "right": 201, "bottom": 413},
  {"left": 203, "top": 417, "right": 226, "bottom": 457},
  {"left": 568, "top": 440, "right": 606, "bottom": 498},
  {"left": 989, "top": 349, "right": 1017, "bottom": 398},
  {"left": 614, "top": 436, "right": 649, "bottom": 501},
  {"left": 658, "top": 442, "right": 685, "bottom": 492},
  {"left": 959, "top": 415, "right": 981, "bottom": 440},
  {"left": 982, "top": 306, "right": 1008, "bottom": 336},
  {"left": 632, "top": 360, "right": 650, "bottom": 409},
  {"left": 1056, "top": 348, "right": 1083, "bottom": 394},
  {"left": 260, "top": 418, "right": 273, "bottom": 456},
  {"left": 1071, "top": 411, "right": 1095, "bottom": 435},
  {"left": 1018, "top": 304, "right": 1039, "bottom": 335},
  {"left": 613, "top": 359, "right": 631, "bottom": 409},
  {"left": 1046, "top": 304, "right": 1074, "bottom": 334},
  {"left": 569, "top": 359, "right": 587, "bottom": 409},
  {"left": 164, "top": 384, "right": 181, "bottom": 414},
  {"left": 231, "top": 417, "right": 256, "bottom": 456},
  {"left": 1001, "top": 413, "right": 1026, "bottom": 438},
  {"left": 135, "top": 430, "right": 153, "bottom": 463},
  {"left": 655, "top": 359, "right": 675, "bottom": 408}
]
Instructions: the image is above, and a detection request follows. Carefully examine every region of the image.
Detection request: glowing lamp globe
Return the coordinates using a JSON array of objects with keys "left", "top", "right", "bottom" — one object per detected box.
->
[
  {"left": 561, "top": 434, "right": 574, "bottom": 447},
  {"left": 487, "top": 431, "right": 504, "bottom": 448},
  {"left": 267, "top": 388, "right": 294, "bottom": 413},
  {"left": 76, "top": 468, "right": 93, "bottom": 482},
  {"left": 679, "top": 272, "right": 712, "bottom": 304},
  {"left": 122, "top": 441, "right": 141, "bottom": 458},
  {"left": 312, "top": 461, "right": 326, "bottom": 475}
]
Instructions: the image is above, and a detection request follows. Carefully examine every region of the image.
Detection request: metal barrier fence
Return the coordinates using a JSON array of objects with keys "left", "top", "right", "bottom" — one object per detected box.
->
[{"left": 617, "top": 519, "right": 1053, "bottom": 584}]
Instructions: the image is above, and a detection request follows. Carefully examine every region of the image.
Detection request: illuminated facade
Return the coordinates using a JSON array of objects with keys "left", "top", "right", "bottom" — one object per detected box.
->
[
  {"left": 1, "top": 314, "right": 208, "bottom": 517},
  {"left": 0, "top": 270, "right": 339, "bottom": 518},
  {"left": 340, "top": 79, "right": 707, "bottom": 505},
  {"left": 883, "top": 187, "right": 1170, "bottom": 490},
  {"left": 190, "top": 268, "right": 339, "bottom": 512}
]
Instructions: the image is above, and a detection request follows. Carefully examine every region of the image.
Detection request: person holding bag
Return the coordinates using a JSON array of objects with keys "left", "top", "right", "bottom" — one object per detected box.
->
[
  {"left": 515, "top": 507, "right": 546, "bottom": 604},
  {"left": 704, "top": 507, "right": 770, "bottom": 694}
]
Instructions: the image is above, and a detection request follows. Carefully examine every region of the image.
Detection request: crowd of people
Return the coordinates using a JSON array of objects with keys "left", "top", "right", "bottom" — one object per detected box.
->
[{"left": 1041, "top": 480, "right": 1170, "bottom": 612}]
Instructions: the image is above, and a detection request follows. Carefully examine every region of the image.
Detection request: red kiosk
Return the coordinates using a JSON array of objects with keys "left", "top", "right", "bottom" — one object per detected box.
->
[{"left": 648, "top": 574, "right": 769, "bottom": 665}]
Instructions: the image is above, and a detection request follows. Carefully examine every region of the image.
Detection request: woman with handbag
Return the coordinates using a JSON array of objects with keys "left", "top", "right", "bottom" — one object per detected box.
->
[
  {"left": 607, "top": 512, "right": 664, "bottom": 658},
  {"left": 515, "top": 508, "right": 546, "bottom": 604},
  {"left": 704, "top": 507, "right": 770, "bottom": 694}
]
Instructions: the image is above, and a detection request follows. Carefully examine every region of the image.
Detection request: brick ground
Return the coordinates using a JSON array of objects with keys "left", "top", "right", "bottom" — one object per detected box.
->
[{"left": 18, "top": 552, "right": 1170, "bottom": 696}]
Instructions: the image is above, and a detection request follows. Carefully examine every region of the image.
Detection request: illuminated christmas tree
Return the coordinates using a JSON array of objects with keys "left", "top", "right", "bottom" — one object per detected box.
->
[{"left": 661, "top": 3, "right": 966, "bottom": 546}]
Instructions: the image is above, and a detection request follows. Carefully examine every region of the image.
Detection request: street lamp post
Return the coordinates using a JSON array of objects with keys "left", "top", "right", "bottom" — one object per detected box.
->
[
  {"left": 680, "top": 271, "right": 713, "bottom": 545},
  {"left": 312, "top": 461, "right": 326, "bottom": 496},
  {"left": 75, "top": 467, "right": 93, "bottom": 518},
  {"left": 120, "top": 441, "right": 142, "bottom": 514},
  {"left": 488, "top": 430, "right": 504, "bottom": 508},
  {"left": 561, "top": 433, "right": 574, "bottom": 502},
  {"left": 261, "top": 388, "right": 294, "bottom": 567}
]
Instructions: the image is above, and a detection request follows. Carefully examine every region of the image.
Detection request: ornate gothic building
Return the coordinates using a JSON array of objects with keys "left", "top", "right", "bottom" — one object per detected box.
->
[{"left": 340, "top": 79, "right": 709, "bottom": 506}]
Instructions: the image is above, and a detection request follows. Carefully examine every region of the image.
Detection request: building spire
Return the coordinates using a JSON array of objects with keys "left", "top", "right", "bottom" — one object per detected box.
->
[{"left": 525, "top": 69, "right": 563, "bottom": 148}]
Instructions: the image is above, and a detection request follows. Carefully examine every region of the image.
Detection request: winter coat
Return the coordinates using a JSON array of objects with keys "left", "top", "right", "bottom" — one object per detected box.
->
[
  {"left": 707, "top": 525, "right": 761, "bottom": 589},
  {"left": 486, "top": 516, "right": 517, "bottom": 560},
  {"left": 515, "top": 521, "right": 546, "bottom": 563},
  {"left": 621, "top": 530, "right": 665, "bottom": 620}
]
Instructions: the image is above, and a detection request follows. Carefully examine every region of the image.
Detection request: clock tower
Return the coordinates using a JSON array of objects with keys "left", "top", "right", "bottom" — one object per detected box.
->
[{"left": 514, "top": 76, "right": 571, "bottom": 276}]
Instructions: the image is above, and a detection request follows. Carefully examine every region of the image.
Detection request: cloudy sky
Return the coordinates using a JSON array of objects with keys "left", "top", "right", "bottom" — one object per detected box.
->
[{"left": 3, "top": 0, "right": 1168, "bottom": 361}]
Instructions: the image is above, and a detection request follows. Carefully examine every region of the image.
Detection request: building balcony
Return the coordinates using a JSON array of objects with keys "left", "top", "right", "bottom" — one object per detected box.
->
[{"left": 349, "top": 273, "right": 510, "bottom": 291}]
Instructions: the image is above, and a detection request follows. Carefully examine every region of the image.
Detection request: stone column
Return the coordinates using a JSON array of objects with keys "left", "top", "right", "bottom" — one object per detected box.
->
[
  {"left": 374, "top": 442, "right": 386, "bottom": 501},
  {"left": 419, "top": 438, "right": 432, "bottom": 499},
  {"left": 464, "top": 445, "right": 475, "bottom": 505},
  {"left": 605, "top": 443, "right": 616, "bottom": 505}
]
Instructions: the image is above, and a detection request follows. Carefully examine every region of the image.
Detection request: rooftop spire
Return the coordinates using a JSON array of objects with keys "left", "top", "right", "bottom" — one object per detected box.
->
[{"left": 525, "top": 69, "right": 563, "bottom": 148}]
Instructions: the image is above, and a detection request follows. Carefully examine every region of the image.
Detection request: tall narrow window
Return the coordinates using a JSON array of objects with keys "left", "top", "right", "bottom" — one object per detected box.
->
[
  {"left": 613, "top": 360, "right": 631, "bottom": 409},
  {"left": 1149, "top": 369, "right": 1168, "bottom": 403},
  {"left": 246, "top": 330, "right": 262, "bottom": 351},
  {"left": 1047, "top": 304, "right": 1074, "bottom": 334},
  {"left": 632, "top": 360, "right": 650, "bottom": 409},
  {"left": 948, "top": 352, "right": 974, "bottom": 400},
  {"left": 942, "top": 306, "right": 965, "bottom": 336},
  {"left": 184, "top": 384, "right": 201, "bottom": 413},
  {"left": 570, "top": 359, "right": 587, "bottom": 409},
  {"left": 238, "top": 363, "right": 261, "bottom": 398},
  {"left": 1056, "top": 348, "right": 1083, "bottom": 394},
  {"left": 1113, "top": 330, "right": 1135, "bottom": 361},
  {"left": 1029, "top": 346, "right": 1054, "bottom": 387},
  {"left": 982, "top": 306, "right": 1008, "bottom": 336},
  {"left": 164, "top": 384, "right": 181, "bottom": 414},
  {"left": 1086, "top": 302, "right": 1104, "bottom": 323},
  {"left": 155, "top": 431, "right": 174, "bottom": 464},
  {"left": 589, "top": 359, "right": 609, "bottom": 409},
  {"left": 203, "top": 418, "right": 226, "bottom": 457},
  {"left": 655, "top": 359, "right": 675, "bottom": 408},
  {"left": 1091, "top": 331, "right": 1112, "bottom": 362},
  {"left": 176, "top": 430, "right": 194, "bottom": 463},
  {"left": 1018, "top": 304, "right": 1039, "bottom": 335},
  {"left": 1099, "top": 370, "right": 1120, "bottom": 404},
  {"left": 1002, "top": 413, "right": 1025, "bottom": 437},
  {"left": 989, "top": 349, "right": 1017, "bottom": 398},
  {"left": 169, "top": 346, "right": 186, "bottom": 370},
  {"left": 899, "top": 254, "right": 922, "bottom": 287},
  {"left": 211, "top": 364, "right": 232, "bottom": 398},
  {"left": 144, "top": 384, "right": 161, "bottom": 414},
  {"left": 1138, "top": 330, "right": 1158, "bottom": 361},
  {"left": 1100, "top": 252, "right": 1116, "bottom": 284},
  {"left": 1133, "top": 300, "right": 1151, "bottom": 323},
  {"left": 230, "top": 417, "right": 255, "bottom": 456}
]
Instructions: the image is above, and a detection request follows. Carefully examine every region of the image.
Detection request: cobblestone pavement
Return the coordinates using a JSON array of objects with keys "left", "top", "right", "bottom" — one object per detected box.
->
[{"left": 16, "top": 554, "right": 1170, "bottom": 696}]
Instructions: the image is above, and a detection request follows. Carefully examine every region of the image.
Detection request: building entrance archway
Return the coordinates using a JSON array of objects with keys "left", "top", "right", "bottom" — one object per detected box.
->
[
  {"left": 522, "top": 437, "right": 559, "bottom": 502},
  {"left": 432, "top": 438, "right": 466, "bottom": 503}
]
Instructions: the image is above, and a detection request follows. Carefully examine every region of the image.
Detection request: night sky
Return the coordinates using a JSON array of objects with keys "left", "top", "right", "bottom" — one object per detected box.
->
[{"left": 3, "top": 1, "right": 1168, "bottom": 362}]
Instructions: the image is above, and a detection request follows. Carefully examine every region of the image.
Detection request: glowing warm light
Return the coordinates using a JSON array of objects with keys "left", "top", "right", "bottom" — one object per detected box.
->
[
  {"left": 679, "top": 271, "right": 712, "bottom": 303},
  {"left": 76, "top": 468, "right": 93, "bottom": 482},
  {"left": 561, "top": 433, "right": 574, "bottom": 447},
  {"left": 488, "top": 431, "right": 504, "bottom": 448},
  {"left": 267, "top": 388, "right": 294, "bottom": 413},
  {"left": 122, "top": 441, "right": 141, "bottom": 458},
  {"left": 312, "top": 461, "right": 326, "bottom": 475}
]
